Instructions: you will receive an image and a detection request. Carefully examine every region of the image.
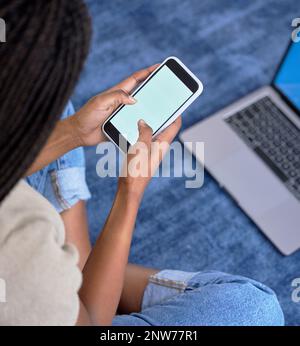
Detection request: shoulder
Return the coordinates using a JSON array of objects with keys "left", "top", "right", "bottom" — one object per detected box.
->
[
  {"left": 0, "top": 180, "right": 65, "bottom": 245},
  {"left": 0, "top": 180, "right": 82, "bottom": 326}
]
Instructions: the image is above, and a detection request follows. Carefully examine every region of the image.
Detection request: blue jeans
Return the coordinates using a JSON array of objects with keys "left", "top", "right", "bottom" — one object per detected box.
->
[
  {"left": 26, "top": 103, "right": 284, "bottom": 326},
  {"left": 113, "top": 269, "right": 284, "bottom": 326},
  {"left": 26, "top": 102, "right": 91, "bottom": 213}
]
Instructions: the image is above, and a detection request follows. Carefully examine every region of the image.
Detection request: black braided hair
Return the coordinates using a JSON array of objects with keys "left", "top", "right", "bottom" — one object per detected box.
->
[{"left": 0, "top": 0, "right": 91, "bottom": 202}]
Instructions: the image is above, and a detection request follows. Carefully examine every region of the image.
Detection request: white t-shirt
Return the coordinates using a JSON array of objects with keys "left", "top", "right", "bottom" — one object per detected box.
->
[{"left": 0, "top": 180, "right": 82, "bottom": 325}]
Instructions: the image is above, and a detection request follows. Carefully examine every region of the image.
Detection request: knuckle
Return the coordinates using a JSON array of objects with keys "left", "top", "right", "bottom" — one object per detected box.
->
[
  {"left": 131, "top": 72, "right": 141, "bottom": 84},
  {"left": 143, "top": 125, "right": 152, "bottom": 134},
  {"left": 109, "top": 90, "right": 128, "bottom": 105},
  {"left": 116, "top": 89, "right": 129, "bottom": 103},
  {"left": 117, "top": 89, "right": 128, "bottom": 97}
]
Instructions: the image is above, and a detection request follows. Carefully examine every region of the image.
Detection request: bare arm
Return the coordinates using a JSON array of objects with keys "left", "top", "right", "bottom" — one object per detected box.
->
[
  {"left": 79, "top": 185, "right": 140, "bottom": 325},
  {"left": 77, "top": 117, "right": 182, "bottom": 325},
  {"left": 26, "top": 118, "right": 80, "bottom": 175}
]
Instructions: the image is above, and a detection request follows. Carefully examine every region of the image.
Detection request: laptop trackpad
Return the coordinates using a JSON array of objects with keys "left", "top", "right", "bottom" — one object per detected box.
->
[{"left": 213, "top": 148, "right": 291, "bottom": 216}]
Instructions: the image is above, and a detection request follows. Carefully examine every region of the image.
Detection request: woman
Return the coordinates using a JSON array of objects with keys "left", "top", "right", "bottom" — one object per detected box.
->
[{"left": 0, "top": 0, "right": 284, "bottom": 325}]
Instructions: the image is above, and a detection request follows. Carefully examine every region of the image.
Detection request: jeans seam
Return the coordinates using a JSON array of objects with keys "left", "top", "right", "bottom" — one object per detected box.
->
[
  {"left": 148, "top": 275, "right": 187, "bottom": 291},
  {"left": 50, "top": 170, "right": 70, "bottom": 210}
]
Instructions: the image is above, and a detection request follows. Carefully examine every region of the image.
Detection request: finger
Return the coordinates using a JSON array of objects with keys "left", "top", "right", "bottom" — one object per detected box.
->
[
  {"left": 136, "top": 119, "right": 153, "bottom": 150},
  {"left": 96, "top": 89, "right": 136, "bottom": 111},
  {"left": 155, "top": 116, "right": 182, "bottom": 144},
  {"left": 106, "top": 64, "right": 160, "bottom": 94},
  {"left": 150, "top": 117, "right": 182, "bottom": 169}
]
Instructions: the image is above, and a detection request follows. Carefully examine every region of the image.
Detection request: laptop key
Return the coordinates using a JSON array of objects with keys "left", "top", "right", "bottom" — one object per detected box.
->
[
  {"left": 294, "top": 161, "right": 300, "bottom": 169},
  {"left": 225, "top": 96, "right": 300, "bottom": 200}
]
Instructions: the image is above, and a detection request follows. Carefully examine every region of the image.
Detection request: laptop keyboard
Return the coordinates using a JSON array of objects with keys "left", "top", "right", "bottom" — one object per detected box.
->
[{"left": 225, "top": 96, "right": 300, "bottom": 201}]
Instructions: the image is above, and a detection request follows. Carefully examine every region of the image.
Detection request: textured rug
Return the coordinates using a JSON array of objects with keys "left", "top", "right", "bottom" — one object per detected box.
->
[{"left": 72, "top": 0, "right": 300, "bottom": 325}]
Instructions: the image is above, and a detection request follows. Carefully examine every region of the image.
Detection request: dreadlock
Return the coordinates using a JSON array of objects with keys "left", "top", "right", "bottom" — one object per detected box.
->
[{"left": 0, "top": 0, "right": 91, "bottom": 202}]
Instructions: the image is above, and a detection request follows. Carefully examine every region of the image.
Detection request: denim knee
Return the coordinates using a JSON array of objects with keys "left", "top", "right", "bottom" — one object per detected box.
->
[
  {"left": 113, "top": 270, "right": 284, "bottom": 326},
  {"left": 186, "top": 271, "right": 284, "bottom": 326}
]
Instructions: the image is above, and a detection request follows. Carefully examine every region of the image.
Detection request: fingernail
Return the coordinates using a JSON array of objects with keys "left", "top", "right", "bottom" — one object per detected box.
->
[
  {"left": 138, "top": 119, "right": 146, "bottom": 127},
  {"left": 129, "top": 96, "right": 137, "bottom": 103}
]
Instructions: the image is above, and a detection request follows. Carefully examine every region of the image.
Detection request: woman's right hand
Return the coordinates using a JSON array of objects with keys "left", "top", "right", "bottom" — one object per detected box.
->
[
  {"left": 79, "top": 115, "right": 181, "bottom": 326},
  {"left": 118, "top": 116, "right": 182, "bottom": 203}
]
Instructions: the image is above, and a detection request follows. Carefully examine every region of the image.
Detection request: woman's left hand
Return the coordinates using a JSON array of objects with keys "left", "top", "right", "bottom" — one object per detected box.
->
[{"left": 69, "top": 64, "right": 159, "bottom": 147}]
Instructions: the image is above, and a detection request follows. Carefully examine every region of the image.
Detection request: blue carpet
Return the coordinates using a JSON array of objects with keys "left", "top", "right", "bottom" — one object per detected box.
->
[{"left": 72, "top": 0, "right": 300, "bottom": 325}]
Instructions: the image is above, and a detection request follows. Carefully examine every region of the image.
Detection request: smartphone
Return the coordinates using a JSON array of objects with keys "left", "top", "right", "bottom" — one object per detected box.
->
[{"left": 102, "top": 57, "right": 203, "bottom": 152}]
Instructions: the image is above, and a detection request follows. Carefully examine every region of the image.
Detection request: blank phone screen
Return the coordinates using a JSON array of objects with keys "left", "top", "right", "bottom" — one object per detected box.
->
[{"left": 110, "top": 65, "right": 193, "bottom": 144}]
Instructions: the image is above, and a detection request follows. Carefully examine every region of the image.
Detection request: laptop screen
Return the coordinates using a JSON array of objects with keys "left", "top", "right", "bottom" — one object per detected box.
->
[{"left": 274, "top": 42, "right": 300, "bottom": 112}]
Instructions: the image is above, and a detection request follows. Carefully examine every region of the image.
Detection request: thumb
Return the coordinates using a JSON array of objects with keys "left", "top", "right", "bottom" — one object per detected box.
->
[{"left": 137, "top": 119, "right": 153, "bottom": 149}]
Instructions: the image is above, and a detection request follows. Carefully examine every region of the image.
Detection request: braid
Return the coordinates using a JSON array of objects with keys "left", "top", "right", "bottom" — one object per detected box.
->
[{"left": 0, "top": 0, "right": 91, "bottom": 202}]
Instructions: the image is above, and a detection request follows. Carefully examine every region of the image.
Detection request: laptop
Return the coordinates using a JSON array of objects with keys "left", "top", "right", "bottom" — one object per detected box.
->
[{"left": 180, "top": 40, "right": 300, "bottom": 255}]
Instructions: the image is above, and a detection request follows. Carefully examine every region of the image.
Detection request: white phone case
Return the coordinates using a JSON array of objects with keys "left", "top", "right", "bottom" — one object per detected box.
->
[{"left": 102, "top": 56, "right": 203, "bottom": 149}]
